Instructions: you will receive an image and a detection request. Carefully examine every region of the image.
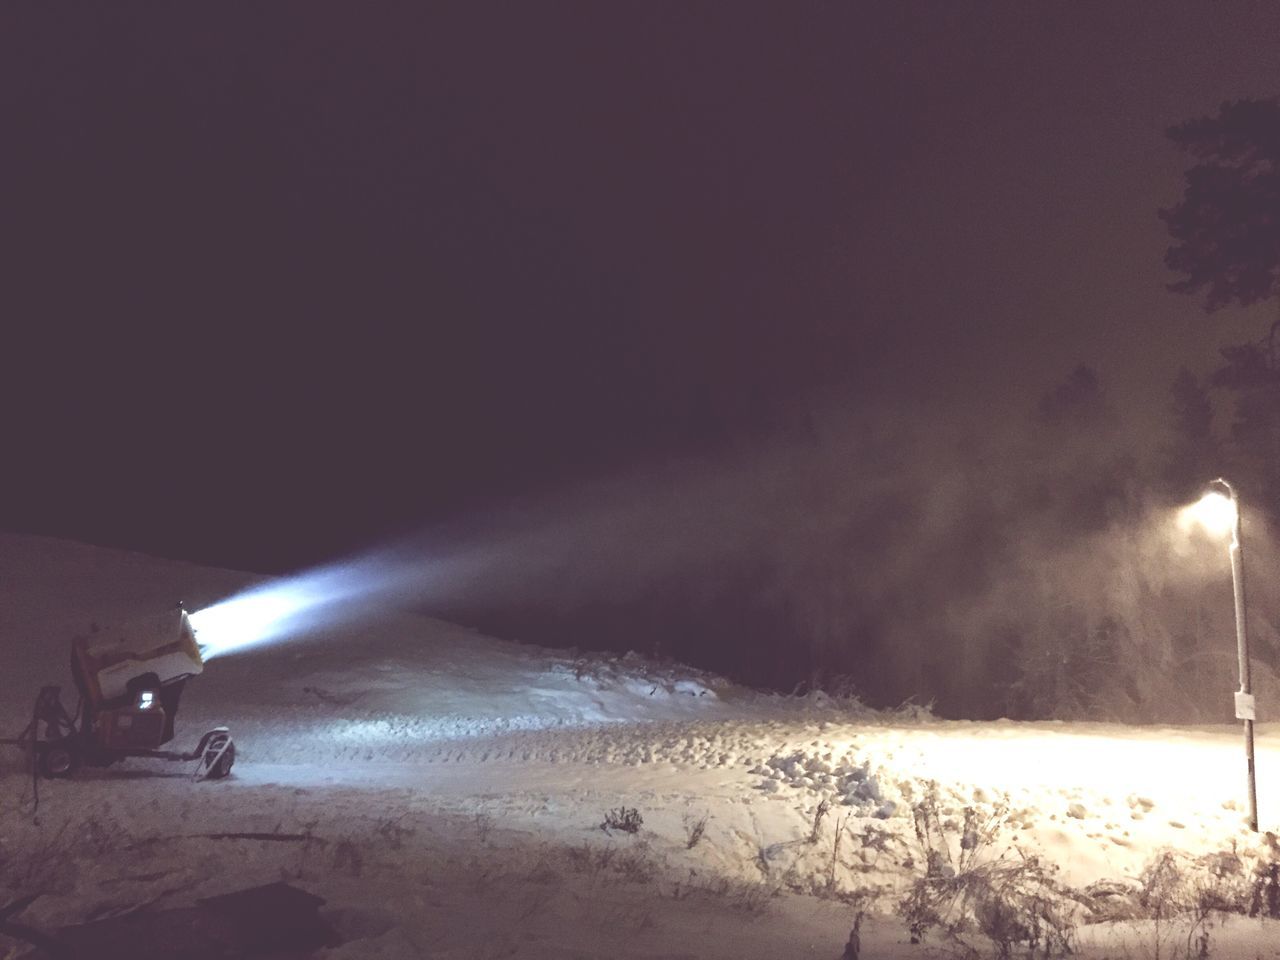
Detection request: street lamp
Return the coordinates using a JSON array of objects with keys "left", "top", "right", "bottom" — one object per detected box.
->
[{"left": 1186, "top": 478, "right": 1259, "bottom": 832}]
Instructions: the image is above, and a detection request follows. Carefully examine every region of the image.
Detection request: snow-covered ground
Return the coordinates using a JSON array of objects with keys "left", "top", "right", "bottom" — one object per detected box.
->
[{"left": 1, "top": 533, "right": 1278, "bottom": 958}]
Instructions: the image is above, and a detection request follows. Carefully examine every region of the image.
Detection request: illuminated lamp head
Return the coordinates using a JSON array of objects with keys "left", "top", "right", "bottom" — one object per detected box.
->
[{"left": 1178, "top": 479, "right": 1238, "bottom": 539}]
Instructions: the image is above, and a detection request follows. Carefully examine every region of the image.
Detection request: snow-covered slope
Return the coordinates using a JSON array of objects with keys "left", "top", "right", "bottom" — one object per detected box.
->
[{"left": 1, "top": 534, "right": 1277, "bottom": 959}]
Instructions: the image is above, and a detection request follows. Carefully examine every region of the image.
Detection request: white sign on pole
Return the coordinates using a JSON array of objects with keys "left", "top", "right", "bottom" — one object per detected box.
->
[{"left": 1235, "top": 691, "right": 1257, "bottom": 721}]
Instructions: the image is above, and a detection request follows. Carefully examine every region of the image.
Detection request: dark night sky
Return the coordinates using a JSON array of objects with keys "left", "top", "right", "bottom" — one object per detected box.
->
[{"left": 2, "top": 2, "right": 1279, "bottom": 572}]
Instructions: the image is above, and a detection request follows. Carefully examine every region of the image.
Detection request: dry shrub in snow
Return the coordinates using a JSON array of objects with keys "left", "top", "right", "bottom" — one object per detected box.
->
[
  {"left": 374, "top": 813, "right": 415, "bottom": 850},
  {"left": 472, "top": 811, "right": 494, "bottom": 844},
  {"left": 1086, "top": 844, "right": 1280, "bottom": 960},
  {"left": 600, "top": 806, "right": 643, "bottom": 835},
  {"left": 331, "top": 837, "right": 364, "bottom": 877},
  {"left": 682, "top": 812, "right": 708, "bottom": 849},
  {"left": 1133, "top": 837, "right": 1280, "bottom": 925},
  {"left": 897, "top": 784, "right": 1076, "bottom": 958},
  {"left": 564, "top": 839, "right": 659, "bottom": 885},
  {"left": 682, "top": 875, "right": 781, "bottom": 916},
  {"left": 613, "top": 841, "right": 659, "bottom": 884},
  {"left": 808, "top": 797, "right": 831, "bottom": 844},
  {"left": 2, "top": 821, "right": 79, "bottom": 896},
  {"left": 728, "top": 879, "right": 781, "bottom": 915}
]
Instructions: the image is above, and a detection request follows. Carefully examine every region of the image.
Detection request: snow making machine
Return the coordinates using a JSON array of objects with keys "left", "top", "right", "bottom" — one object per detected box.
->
[{"left": 15, "top": 605, "right": 234, "bottom": 780}]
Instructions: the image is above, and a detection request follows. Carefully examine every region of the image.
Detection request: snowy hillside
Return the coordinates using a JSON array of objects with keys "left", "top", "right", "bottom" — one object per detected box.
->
[{"left": 1, "top": 534, "right": 1278, "bottom": 959}]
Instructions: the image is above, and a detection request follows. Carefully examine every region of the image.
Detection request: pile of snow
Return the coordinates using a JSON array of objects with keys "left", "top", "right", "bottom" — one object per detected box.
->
[{"left": 753, "top": 750, "right": 896, "bottom": 819}]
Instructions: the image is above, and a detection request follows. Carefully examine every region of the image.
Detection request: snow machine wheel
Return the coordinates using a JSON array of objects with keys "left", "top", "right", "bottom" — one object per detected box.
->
[
  {"left": 38, "top": 739, "right": 80, "bottom": 779},
  {"left": 201, "top": 733, "right": 235, "bottom": 780}
]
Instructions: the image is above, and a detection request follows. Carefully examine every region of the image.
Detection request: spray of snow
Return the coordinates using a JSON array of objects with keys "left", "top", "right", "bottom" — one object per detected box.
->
[{"left": 189, "top": 549, "right": 486, "bottom": 659}]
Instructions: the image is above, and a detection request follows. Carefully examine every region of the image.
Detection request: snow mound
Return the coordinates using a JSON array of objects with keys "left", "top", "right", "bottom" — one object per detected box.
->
[
  {"left": 548, "top": 649, "right": 724, "bottom": 700},
  {"left": 752, "top": 748, "right": 897, "bottom": 817}
]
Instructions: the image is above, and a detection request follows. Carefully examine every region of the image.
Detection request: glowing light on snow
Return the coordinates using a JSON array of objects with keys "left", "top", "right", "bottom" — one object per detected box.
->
[
  {"left": 1179, "top": 490, "right": 1237, "bottom": 538},
  {"left": 189, "top": 552, "right": 446, "bottom": 659},
  {"left": 826, "top": 725, "right": 1267, "bottom": 819}
]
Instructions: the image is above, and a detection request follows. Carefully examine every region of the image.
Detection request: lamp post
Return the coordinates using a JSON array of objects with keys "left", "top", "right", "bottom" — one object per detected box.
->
[{"left": 1188, "top": 479, "right": 1259, "bottom": 832}]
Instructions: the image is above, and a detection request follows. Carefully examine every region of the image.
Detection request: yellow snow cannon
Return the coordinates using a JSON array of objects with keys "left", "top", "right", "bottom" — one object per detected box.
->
[{"left": 20, "top": 604, "right": 234, "bottom": 780}]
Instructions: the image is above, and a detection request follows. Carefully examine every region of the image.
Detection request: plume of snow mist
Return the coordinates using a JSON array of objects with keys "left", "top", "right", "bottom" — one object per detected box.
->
[{"left": 189, "top": 547, "right": 487, "bottom": 659}]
